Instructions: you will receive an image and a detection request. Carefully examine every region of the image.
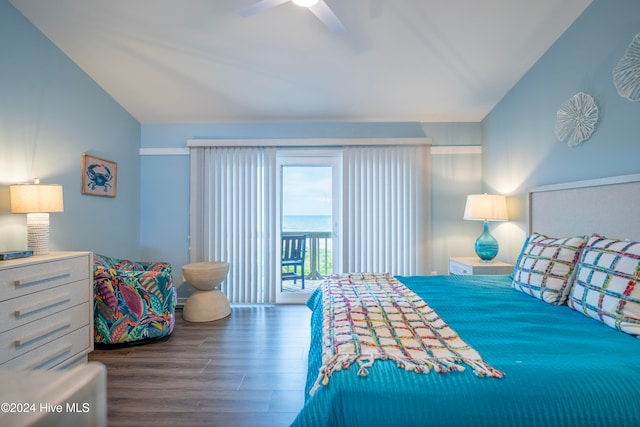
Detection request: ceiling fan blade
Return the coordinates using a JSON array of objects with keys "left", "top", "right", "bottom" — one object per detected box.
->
[
  {"left": 240, "top": 0, "right": 290, "bottom": 18},
  {"left": 308, "top": 1, "right": 347, "bottom": 35}
]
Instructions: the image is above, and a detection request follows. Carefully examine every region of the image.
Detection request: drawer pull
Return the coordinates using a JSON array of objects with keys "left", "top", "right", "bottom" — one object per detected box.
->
[
  {"left": 14, "top": 269, "right": 71, "bottom": 287},
  {"left": 24, "top": 345, "right": 73, "bottom": 369},
  {"left": 14, "top": 321, "right": 71, "bottom": 348},
  {"left": 14, "top": 294, "right": 71, "bottom": 318}
]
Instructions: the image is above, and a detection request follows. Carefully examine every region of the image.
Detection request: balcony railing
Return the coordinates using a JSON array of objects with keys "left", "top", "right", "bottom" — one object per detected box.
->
[{"left": 282, "top": 231, "right": 332, "bottom": 280}]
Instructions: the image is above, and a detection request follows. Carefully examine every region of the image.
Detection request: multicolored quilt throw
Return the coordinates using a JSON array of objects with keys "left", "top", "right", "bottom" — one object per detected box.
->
[{"left": 310, "top": 273, "right": 504, "bottom": 395}]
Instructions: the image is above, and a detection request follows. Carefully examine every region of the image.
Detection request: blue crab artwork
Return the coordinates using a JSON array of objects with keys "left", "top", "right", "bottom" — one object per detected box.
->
[{"left": 86, "top": 163, "right": 113, "bottom": 192}]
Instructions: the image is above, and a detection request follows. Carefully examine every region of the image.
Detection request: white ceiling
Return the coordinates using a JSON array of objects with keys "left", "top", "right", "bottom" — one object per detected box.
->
[{"left": 10, "top": 0, "right": 592, "bottom": 124}]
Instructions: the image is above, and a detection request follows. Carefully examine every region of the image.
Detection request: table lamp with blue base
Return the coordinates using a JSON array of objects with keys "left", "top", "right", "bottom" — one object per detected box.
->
[{"left": 463, "top": 194, "right": 508, "bottom": 262}]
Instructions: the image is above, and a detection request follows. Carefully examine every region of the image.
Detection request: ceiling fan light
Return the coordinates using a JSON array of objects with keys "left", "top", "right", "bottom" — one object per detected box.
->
[{"left": 292, "top": 0, "right": 319, "bottom": 7}]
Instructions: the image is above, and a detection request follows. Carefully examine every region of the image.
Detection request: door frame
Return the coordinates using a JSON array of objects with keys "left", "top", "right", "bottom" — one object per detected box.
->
[{"left": 275, "top": 148, "right": 342, "bottom": 304}]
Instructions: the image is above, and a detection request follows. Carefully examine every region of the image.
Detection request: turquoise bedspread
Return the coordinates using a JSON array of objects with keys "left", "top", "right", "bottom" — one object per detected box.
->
[{"left": 291, "top": 275, "right": 640, "bottom": 427}]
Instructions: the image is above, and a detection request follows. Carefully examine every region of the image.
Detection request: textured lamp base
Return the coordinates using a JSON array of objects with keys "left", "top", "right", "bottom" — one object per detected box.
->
[
  {"left": 27, "top": 213, "right": 50, "bottom": 256},
  {"left": 475, "top": 220, "right": 499, "bottom": 261}
]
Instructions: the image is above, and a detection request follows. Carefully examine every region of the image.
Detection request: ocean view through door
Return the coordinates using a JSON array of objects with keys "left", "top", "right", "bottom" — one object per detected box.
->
[{"left": 277, "top": 151, "right": 341, "bottom": 303}]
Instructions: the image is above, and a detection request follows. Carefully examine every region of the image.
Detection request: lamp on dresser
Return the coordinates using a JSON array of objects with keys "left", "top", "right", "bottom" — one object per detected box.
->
[
  {"left": 9, "top": 179, "right": 64, "bottom": 256},
  {"left": 463, "top": 193, "right": 508, "bottom": 262}
]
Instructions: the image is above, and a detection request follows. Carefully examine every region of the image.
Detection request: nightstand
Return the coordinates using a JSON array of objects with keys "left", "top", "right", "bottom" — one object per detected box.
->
[{"left": 448, "top": 257, "right": 514, "bottom": 275}]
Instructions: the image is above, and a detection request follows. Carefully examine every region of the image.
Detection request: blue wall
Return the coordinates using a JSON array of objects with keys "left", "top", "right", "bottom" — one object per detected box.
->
[
  {"left": 482, "top": 0, "right": 640, "bottom": 261},
  {"left": 0, "top": 0, "right": 141, "bottom": 258}
]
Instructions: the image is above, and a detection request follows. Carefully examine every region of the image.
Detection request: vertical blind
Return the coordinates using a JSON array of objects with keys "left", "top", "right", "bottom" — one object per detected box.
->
[
  {"left": 189, "top": 142, "right": 430, "bottom": 303},
  {"left": 189, "top": 147, "right": 277, "bottom": 303},
  {"left": 343, "top": 145, "right": 431, "bottom": 275}
]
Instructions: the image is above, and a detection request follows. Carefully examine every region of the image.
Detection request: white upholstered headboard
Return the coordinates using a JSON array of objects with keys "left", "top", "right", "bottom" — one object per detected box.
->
[{"left": 529, "top": 174, "right": 640, "bottom": 242}]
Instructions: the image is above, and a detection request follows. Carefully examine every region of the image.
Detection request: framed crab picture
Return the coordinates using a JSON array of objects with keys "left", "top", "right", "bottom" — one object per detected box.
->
[{"left": 81, "top": 153, "right": 117, "bottom": 197}]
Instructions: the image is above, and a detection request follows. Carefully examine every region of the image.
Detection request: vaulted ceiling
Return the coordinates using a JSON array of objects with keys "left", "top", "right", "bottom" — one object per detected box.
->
[{"left": 10, "top": 0, "right": 592, "bottom": 124}]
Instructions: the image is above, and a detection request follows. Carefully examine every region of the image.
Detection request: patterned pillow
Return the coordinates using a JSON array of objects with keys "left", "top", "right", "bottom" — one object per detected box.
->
[
  {"left": 511, "top": 232, "right": 587, "bottom": 305},
  {"left": 568, "top": 234, "right": 640, "bottom": 336},
  {"left": 509, "top": 236, "right": 530, "bottom": 279}
]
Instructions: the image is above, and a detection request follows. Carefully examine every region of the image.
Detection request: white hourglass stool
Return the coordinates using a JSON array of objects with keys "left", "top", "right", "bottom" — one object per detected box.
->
[{"left": 181, "top": 261, "right": 230, "bottom": 322}]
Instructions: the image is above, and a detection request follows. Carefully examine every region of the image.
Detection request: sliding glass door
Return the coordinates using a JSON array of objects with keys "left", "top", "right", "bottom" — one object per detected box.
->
[
  {"left": 276, "top": 150, "right": 341, "bottom": 303},
  {"left": 188, "top": 140, "right": 430, "bottom": 304}
]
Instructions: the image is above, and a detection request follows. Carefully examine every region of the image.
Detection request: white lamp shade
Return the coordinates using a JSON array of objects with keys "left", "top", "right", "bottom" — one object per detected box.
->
[
  {"left": 10, "top": 184, "right": 64, "bottom": 213},
  {"left": 463, "top": 194, "right": 508, "bottom": 221}
]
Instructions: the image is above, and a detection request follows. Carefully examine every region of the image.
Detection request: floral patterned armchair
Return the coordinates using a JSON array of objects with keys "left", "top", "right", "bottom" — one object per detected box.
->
[{"left": 93, "top": 254, "right": 177, "bottom": 346}]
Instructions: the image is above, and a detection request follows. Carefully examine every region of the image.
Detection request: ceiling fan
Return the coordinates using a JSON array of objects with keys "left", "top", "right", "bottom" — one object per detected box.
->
[{"left": 240, "top": 0, "right": 347, "bottom": 35}]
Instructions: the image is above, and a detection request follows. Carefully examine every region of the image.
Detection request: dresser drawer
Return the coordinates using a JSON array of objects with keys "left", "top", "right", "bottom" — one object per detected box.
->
[
  {"left": 0, "top": 254, "right": 90, "bottom": 301},
  {"left": 0, "top": 279, "right": 90, "bottom": 334},
  {"left": 0, "top": 302, "right": 90, "bottom": 365},
  {"left": 0, "top": 326, "right": 91, "bottom": 370},
  {"left": 448, "top": 259, "right": 472, "bottom": 275}
]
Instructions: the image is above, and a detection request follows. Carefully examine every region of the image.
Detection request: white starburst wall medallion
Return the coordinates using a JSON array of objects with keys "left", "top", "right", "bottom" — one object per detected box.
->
[
  {"left": 555, "top": 92, "right": 599, "bottom": 147},
  {"left": 613, "top": 32, "right": 640, "bottom": 102}
]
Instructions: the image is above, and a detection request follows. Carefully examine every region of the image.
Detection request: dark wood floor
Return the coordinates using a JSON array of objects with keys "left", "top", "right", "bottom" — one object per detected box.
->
[{"left": 89, "top": 305, "right": 311, "bottom": 427}]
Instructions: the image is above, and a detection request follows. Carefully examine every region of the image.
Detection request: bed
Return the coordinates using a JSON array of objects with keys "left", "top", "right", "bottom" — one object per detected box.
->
[{"left": 291, "top": 174, "right": 640, "bottom": 427}]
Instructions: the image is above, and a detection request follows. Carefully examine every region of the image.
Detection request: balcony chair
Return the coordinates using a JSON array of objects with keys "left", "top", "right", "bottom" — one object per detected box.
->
[
  {"left": 93, "top": 254, "right": 177, "bottom": 347},
  {"left": 282, "top": 234, "right": 307, "bottom": 289}
]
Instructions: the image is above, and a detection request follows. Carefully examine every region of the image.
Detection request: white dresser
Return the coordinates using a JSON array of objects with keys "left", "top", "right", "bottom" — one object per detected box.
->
[{"left": 0, "top": 252, "right": 93, "bottom": 369}]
